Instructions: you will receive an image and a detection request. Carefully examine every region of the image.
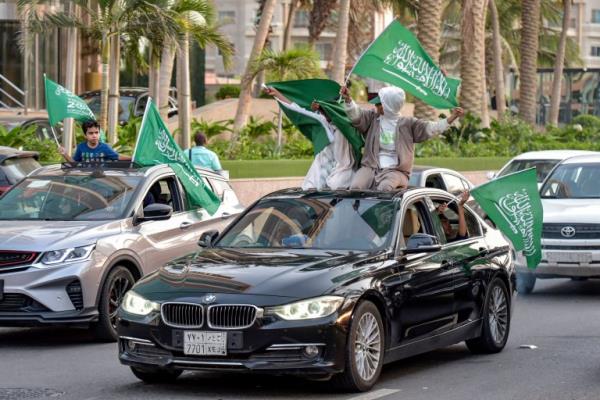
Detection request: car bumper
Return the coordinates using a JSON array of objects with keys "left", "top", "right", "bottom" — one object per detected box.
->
[
  {"left": 515, "top": 245, "right": 600, "bottom": 277},
  {"left": 117, "top": 313, "right": 349, "bottom": 376},
  {"left": 0, "top": 307, "right": 98, "bottom": 326}
]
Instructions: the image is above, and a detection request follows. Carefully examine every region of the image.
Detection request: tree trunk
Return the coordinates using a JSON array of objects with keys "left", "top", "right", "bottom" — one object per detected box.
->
[
  {"left": 159, "top": 45, "right": 176, "bottom": 121},
  {"left": 331, "top": 0, "right": 350, "bottom": 84},
  {"left": 107, "top": 34, "right": 120, "bottom": 144},
  {"left": 99, "top": 33, "right": 110, "bottom": 132},
  {"left": 460, "top": 0, "right": 486, "bottom": 118},
  {"left": 519, "top": 0, "right": 541, "bottom": 125},
  {"left": 480, "top": 0, "right": 490, "bottom": 127},
  {"left": 283, "top": 0, "right": 298, "bottom": 51},
  {"left": 549, "top": 0, "right": 571, "bottom": 126},
  {"left": 415, "top": 0, "right": 443, "bottom": 120},
  {"left": 230, "top": 0, "right": 277, "bottom": 154},
  {"left": 177, "top": 33, "right": 192, "bottom": 150},
  {"left": 63, "top": 8, "right": 78, "bottom": 151},
  {"left": 149, "top": 51, "right": 161, "bottom": 109},
  {"left": 489, "top": 0, "right": 506, "bottom": 120},
  {"left": 308, "top": 0, "right": 336, "bottom": 49}
]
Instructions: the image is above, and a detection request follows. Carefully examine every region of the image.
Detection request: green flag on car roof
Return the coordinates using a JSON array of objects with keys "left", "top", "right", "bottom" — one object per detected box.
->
[
  {"left": 471, "top": 168, "right": 543, "bottom": 269},
  {"left": 133, "top": 99, "right": 220, "bottom": 215},
  {"left": 349, "top": 20, "right": 460, "bottom": 109},
  {"left": 267, "top": 79, "right": 364, "bottom": 164}
]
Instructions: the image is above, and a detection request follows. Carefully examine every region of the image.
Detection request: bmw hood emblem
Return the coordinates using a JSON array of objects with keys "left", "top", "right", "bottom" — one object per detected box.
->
[{"left": 202, "top": 294, "right": 217, "bottom": 304}]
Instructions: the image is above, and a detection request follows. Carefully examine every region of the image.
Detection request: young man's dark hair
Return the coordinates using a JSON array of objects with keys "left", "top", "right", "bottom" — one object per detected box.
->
[{"left": 194, "top": 132, "right": 207, "bottom": 146}]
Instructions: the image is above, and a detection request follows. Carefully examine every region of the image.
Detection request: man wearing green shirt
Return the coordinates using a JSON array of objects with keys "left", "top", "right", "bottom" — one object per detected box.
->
[{"left": 187, "top": 132, "right": 223, "bottom": 173}]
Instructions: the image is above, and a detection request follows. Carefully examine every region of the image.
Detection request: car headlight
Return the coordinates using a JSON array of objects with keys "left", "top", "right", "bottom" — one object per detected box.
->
[
  {"left": 266, "top": 296, "right": 345, "bottom": 320},
  {"left": 40, "top": 245, "right": 95, "bottom": 265},
  {"left": 121, "top": 291, "right": 160, "bottom": 316}
]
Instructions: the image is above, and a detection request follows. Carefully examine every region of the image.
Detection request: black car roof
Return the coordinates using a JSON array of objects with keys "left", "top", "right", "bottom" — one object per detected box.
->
[
  {"left": 261, "top": 187, "right": 411, "bottom": 201},
  {"left": 0, "top": 146, "right": 39, "bottom": 163}
]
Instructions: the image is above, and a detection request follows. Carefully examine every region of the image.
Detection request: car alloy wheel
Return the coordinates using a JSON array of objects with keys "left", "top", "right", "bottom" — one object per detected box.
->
[
  {"left": 93, "top": 265, "right": 135, "bottom": 342},
  {"left": 488, "top": 285, "right": 508, "bottom": 345},
  {"left": 354, "top": 312, "right": 382, "bottom": 382},
  {"left": 109, "top": 275, "right": 133, "bottom": 329}
]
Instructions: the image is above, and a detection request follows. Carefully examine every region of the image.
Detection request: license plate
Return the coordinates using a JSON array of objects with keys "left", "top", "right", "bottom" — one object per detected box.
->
[
  {"left": 183, "top": 331, "right": 227, "bottom": 356},
  {"left": 546, "top": 252, "right": 592, "bottom": 264}
]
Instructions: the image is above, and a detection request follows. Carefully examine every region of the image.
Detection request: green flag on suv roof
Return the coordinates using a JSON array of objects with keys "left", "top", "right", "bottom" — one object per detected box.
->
[{"left": 133, "top": 99, "right": 220, "bottom": 215}]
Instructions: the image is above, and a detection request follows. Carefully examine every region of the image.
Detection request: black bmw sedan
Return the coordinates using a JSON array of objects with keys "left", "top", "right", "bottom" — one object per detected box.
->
[{"left": 117, "top": 188, "right": 515, "bottom": 392}]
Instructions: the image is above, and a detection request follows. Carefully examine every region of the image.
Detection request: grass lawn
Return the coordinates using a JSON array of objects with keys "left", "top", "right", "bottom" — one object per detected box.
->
[{"left": 223, "top": 157, "right": 511, "bottom": 179}]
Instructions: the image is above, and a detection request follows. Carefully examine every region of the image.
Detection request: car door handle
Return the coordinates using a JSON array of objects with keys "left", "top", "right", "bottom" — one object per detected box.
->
[
  {"left": 221, "top": 212, "right": 231, "bottom": 219},
  {"left": 180, "top": 221, "right": 193, "bottom": 229}
]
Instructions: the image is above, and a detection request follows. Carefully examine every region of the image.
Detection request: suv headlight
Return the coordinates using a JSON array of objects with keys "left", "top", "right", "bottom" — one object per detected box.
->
[
  {"left": 40, "top": 245, "right": 95, "bottom": 265},
  {"left": 121, "top": 291, "right": 159, "bottom": 316},
  {"left": 266, "top": 296, "right": 345, "bottom": 320}
]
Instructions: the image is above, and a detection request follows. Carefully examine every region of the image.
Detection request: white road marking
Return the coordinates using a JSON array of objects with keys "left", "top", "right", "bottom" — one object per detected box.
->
[{"left": 346, "top": 388, "right": 400, "bottom": 400}]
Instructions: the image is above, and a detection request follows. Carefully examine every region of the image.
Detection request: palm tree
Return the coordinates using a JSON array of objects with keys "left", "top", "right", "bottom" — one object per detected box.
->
[
  {"left": 519, "top": 0, "right": 542, "bottom": 125},
  {"left": 252, "top": 47, "right": 323, "bottom": 81},
  {"left": 460, "top": 0, "right": 487, "bottom": 118},
  {"left": 308, "top": 0, "right": 336, "bottom": 47},
  {"left": 283, "top": 0, "right": 311, "bottom": 51},
  {"left": 19, "top": 0, "right": 180, "bottom": 143},
  {"left": 331, "top": 0, "right": 351, "bottom": 84},
  {"left": 488, "top": 0, "right": 506, "bottom": 120},
  {"left": 548, "top": 0, "right": 571, "bottom": 126},
  {"left": 231, "top": 0, "right": 277, "bottom": 153}
]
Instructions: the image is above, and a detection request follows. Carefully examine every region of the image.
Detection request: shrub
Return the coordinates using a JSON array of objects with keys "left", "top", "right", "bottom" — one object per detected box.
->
[
  {"left": 190, "top": 118, "right": 232, "bottom": 141},
  {"left": 215, "top": 85, "right": 240, "bottom": 100}
]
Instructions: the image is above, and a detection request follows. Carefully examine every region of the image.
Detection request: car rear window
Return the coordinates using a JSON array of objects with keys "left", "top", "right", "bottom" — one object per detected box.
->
[{"left": 0, "top": 157, "right": 41, "bottom": 184}]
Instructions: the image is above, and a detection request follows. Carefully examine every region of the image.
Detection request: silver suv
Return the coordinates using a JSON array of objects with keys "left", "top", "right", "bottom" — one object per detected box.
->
[{"left": 0, "top": 162, "right": 243, "bottom": 340}]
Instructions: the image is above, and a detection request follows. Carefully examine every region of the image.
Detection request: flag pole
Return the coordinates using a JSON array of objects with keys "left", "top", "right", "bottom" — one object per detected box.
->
[
  {"left": 132, "top": 98, "right": 152, "bottom": 161},
  {"left": 49, "top": 126, "right": 60, "bottom": 146}
]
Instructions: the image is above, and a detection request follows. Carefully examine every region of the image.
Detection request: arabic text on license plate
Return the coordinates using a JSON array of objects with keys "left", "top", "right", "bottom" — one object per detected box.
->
[
  {"left": 546, "top": 252, "right": 592, "bottom": 264},
  {"left": 183, "top": 331, "right": 227, "bottom": 356}
]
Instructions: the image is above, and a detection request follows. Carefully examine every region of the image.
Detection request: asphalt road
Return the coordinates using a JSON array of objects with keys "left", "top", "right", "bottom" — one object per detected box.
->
[{"left": 2, "top": 278, "right": 600, "bottom": 400}]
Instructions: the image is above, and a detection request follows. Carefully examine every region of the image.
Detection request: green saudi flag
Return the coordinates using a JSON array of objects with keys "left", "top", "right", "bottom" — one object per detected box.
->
[
  {"left": 471, "top": 168, "right": 543, "bottom": 269},
  {"left": 278, "top": 101, "right": 332, "bottom": 156},
  {"left": 350, "top": 20, "right": 460, "bottom": 109},
  {"left": 44, "top": 75, "right": 96, "bottom": 126},
  {"left": 133, "top": 99, "right": 220, "bottom": 215},
  {"left": 268, "top": 79, "right": 364, "bottom": 164}
]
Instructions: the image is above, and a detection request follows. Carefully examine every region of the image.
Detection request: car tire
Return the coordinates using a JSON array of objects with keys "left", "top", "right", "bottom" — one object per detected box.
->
[
  {"left": 130, "top": 367, "right": 182, "bottom": 383},
  {"left": 466, "top": 278, "right": 510, "bottom": 354},
  {"left": 92, "top": 265, "right": 135, "bottom": 342},
  {"left": 332, "top": 300, "right": 384, "bottom": 392},
  {"left": 516, "top": 272, "right": 536, "bottom": 294}
]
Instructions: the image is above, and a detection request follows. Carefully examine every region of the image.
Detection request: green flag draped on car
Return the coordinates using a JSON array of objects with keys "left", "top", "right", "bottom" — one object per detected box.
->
[
  {"left": 133, "top": 99, "right": 220, "bottom": 215},
  {"left": 349, "top": 20, "right": 460, "bottom": 109},
  {"left": 267, "top": 79, "right": 364, "bottom": 164},
  {"left": 471, "top": 168, "right": 543, "bottom": 269}
]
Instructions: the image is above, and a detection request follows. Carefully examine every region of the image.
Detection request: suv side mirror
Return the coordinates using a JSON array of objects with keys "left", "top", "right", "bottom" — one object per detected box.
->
[
  {"left": 486, "top": 171, "right": 496, "bottom": 180},
  {"left": 135, "top": 203, "right": 172, "bottom": 224},
  {"left": 404, "top": 233, "right": 442, "bottom": 254},
  {"left": 198, "top": 230, "right": 219, "bottom": 248}
]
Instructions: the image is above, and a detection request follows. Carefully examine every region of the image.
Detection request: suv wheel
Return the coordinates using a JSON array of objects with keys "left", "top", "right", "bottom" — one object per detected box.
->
[
  {"left": 466, "top": 278, "right": 510, "bottom": 354},
  {"left": 92, "top": 265, "right": 135, "bottom": 342},
  {"left": 131, "top": 367, "right": 182, "bottom": 383},
  {"left": 516, "top": 272, "right": 536, "bottom": 294},
  {"left": 332, "top": 301, "right": 384, "bottom": 392}
]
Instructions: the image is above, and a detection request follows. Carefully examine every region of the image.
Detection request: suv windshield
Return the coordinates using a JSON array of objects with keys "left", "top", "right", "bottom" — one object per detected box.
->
[
  {"left": 217, "top": 198, "right": 397, "bottom": 251},
  {"left": 541, "top": 163, "right": 600, "bottom": 199},
  {"left": 1, "top": 157, "right": 40, "bottom": 184},
  {"left": 0, "top": 174, "right": 142, "bottom": 220},
  {"left": 498, "top": 160, "right": 559, "bottom": 183}
]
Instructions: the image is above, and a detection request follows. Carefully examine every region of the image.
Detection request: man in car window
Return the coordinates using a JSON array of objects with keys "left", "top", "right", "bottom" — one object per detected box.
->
[
  {"left": 60, "top": 120, "right": 131, "bottom": 163},
  {"left": 437, "top": 190, "right": 469, "bottom": 242}
]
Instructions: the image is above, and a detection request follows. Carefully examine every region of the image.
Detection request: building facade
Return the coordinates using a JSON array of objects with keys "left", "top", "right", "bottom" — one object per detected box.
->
[{"left": 571, "top": 0, "right": 600, "bottom": 68}]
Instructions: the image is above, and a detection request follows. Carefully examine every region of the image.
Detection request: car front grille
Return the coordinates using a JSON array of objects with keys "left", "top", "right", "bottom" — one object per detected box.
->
[
  {"left": 0, "top": 294, "right": 49, "bottom": 312},
  {"left": 0, "top": 251, "right": 38, "bottom": 269},
  {"left": 161, "top": 303, "right": 204, "bottom": 328},
  {"left": 208, "top": 305, "right": 259, "bottom": 329},
  {"left": 543, "top": 224, "right": 600, "bottom": 239}
]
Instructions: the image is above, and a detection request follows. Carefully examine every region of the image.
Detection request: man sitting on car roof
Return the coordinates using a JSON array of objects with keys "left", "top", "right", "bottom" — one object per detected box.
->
[{"left": 59, "top": 120, "right": 131, "bottom": 163}]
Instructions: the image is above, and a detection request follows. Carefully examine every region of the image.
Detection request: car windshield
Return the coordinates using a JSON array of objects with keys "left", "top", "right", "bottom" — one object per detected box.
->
[
  {"left": 0, "top": 174, "right": 142, "bottom": 220},
  {"left": 1, "top": 157, "right": 40, "bottom": 184},
  {"left": 84, "top": 95, "right": 135, "bottom": 122},
  {"left": 217, "top": 197, "right": 397, "bottom": 251},
  {"left": 540, "top": 163, "right": 600, "bottom": 199},
  {"left": 498, "top": 159, "right": 559, "bottom": 183}
]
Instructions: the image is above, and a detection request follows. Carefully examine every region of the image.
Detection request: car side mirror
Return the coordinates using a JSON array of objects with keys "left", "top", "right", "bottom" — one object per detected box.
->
[
  {"left": 198, "top": 230, "right": 219, "bottom": 248},
  {"left": 486, "top": 171, "right": 496, "bottom": 180},
  {"left": 135, "top": 203, "right": 172, "bottom": 224},
  {"left": 404, "top": 233, "right": 442, "bottom": 254}
]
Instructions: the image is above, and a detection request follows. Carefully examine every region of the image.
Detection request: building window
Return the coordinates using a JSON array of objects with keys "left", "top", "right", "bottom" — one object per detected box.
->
[
  {"left": 315, "top": 43, "right": 333, "bottom": 61},
  {"left": 591, "top": 46, "right": 600, "bottom": 57},
  {"left": 218, "top": 11, "right": 235, "bottom": 24},
  {"left": 294, "top": 10, "right": 309, "bottom": 28},
  {"left": 593, "top": 9, "right": 600, "bottom": 23}
]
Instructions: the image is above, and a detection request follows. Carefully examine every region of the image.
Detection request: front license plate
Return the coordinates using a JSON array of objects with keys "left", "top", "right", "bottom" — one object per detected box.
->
[
  {"left": 183, "top": 331, "right": 227, "bottom": 356},
  {"left": 546, "top": 252, "right": 592, "bottom": 264}
]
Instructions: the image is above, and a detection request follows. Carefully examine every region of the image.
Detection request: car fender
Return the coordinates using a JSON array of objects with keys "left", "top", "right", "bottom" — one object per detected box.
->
[{"left": 93, "top": 250, "right": 143, "bottom": 307}]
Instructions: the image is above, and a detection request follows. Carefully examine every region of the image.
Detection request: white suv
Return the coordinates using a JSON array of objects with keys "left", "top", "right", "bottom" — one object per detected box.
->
[{"left": 516, "top": 154, "right": 600, "bottom": 293}]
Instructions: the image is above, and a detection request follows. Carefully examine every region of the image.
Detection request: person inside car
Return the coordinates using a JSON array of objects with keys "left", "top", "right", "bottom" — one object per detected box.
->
[
  {"left": 60, "top": 120, "right": 131, "bottom": 163},
  {"left": 436, "top": 190, "right": 470, "bottom": 242}
]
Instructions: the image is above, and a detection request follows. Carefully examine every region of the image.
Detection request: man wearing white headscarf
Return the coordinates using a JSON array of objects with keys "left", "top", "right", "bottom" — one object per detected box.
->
[{"left": 340, "top": 86, "right": 463, "bottom": 191}]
